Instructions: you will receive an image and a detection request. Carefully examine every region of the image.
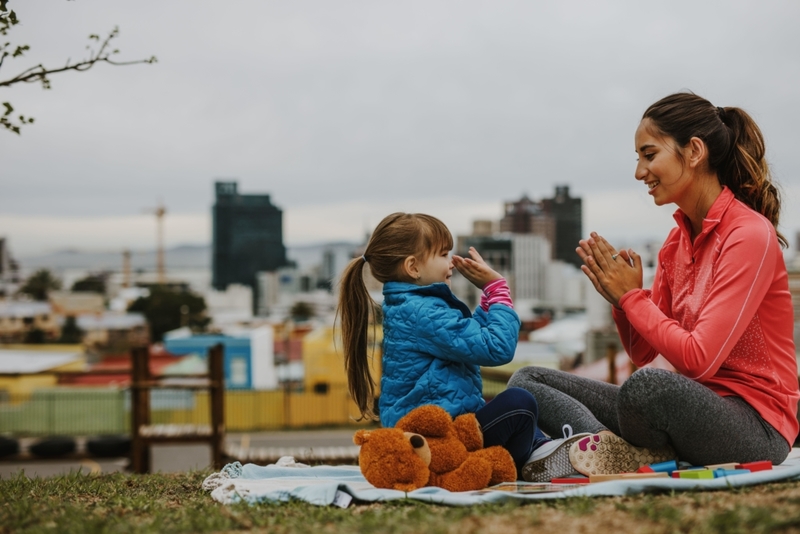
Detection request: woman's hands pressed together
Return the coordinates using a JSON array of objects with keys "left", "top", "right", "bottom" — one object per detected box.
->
[
  {"left": 576, "top": 232, "right": 643, "bottom": 308},
  {"left": 453, "top": 247, "right": 503, "bottom": 289}
]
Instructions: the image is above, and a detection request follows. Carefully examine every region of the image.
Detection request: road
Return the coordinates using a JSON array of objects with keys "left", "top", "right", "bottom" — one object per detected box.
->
[{"left": 0, "top": 428, "right": 359, "bottom": 479}]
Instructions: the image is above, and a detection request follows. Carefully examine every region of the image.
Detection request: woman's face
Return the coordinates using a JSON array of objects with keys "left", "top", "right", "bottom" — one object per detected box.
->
[{"left": 634, "top": 119, "right": 692, "bottom": 207}]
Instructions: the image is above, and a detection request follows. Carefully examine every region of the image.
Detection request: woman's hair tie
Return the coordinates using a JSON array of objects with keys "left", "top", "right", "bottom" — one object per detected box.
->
[
  {"left": 716, "top": 106, "right": 727, "bottom": 123},
  {"left": 361, "top": 255, "right": 368, "bottom": 263}
]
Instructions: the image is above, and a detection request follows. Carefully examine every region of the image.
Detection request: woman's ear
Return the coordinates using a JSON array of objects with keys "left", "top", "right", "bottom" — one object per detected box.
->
[
  {"left": 686, "top": 136, "right": 708, "bottom": 169},
  {"left": 403, "top": 255, "right": 420, "bottom": 281}
]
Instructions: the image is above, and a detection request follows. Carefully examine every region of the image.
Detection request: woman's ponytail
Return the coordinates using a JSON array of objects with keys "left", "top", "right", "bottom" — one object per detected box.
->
[{"left": 717, "top": 107, "right": 787, "bottom": 248}]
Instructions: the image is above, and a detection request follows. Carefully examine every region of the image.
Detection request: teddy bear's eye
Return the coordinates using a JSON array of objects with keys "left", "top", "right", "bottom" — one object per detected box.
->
[{"left": 409, "top": 434, "right": 425, "bottom": 449}]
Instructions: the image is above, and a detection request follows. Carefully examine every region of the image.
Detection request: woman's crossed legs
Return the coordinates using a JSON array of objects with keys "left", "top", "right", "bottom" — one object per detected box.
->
[{"left": 508, "top": 366, "right": 789, "bottom": 466}]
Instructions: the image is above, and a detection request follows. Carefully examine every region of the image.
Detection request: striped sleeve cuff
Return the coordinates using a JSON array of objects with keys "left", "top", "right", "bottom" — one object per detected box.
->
[{"left": 480, "top": 278, "right": 513, "bottom": 311}]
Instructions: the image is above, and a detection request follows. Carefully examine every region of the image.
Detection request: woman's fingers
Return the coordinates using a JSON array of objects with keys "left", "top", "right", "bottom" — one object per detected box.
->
[
  {"left": 589, "top": 233, "right": 619, "bottom": 268},
  {"left": 580, "top": 265, "right": 616, "bottom": 305}
]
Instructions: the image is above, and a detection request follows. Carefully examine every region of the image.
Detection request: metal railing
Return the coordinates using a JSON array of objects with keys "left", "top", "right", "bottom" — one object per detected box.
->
[
  {"left": 0, "top": 386, "right": 357, "bottom": 436},
  {"left": 0, "top": 381, "right": 509, "bottom": 437}
]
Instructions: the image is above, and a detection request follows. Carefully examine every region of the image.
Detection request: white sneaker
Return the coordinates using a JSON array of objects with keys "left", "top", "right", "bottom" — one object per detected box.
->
[
  {"left": 569, "top": 433, "right": 676, "bottom": 476},
  {"left": 521, "top": 425, "right": 591, "bottom": 483}
]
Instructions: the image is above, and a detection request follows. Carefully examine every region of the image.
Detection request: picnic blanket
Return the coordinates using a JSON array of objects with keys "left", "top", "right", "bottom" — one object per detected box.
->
[{"left": 202, "top": 450, "right": 800, "bottom": 507}]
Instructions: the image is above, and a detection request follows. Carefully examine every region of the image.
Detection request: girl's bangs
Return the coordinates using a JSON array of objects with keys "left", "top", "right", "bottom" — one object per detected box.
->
[{"left": 419, "top": 215, "right": 453, "bottom": 254}]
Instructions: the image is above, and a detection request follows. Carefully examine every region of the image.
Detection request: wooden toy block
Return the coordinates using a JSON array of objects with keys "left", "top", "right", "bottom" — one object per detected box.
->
[
  {"left": 589, "top": 472, "right": 668, "bottom": 483},
  {"left": 704, "top": 462, "right": 738, "bottom": 470},
  {"left": 648, "top": 460, "right": 678, "bottom": 474},
  {"left": 735, "top": 460, "right": 772, "bottom": 472},
  {"left": 673, "top": 466, "right": 704, "bottom": 477},
  {"left": 636, "top": 465, "right": 655, "bottom": 473},
  {"left": 713, "top": 469, "right": 751, "bottom": 478},
  {"left": 678, "top": 470, "right": 714, "bottom": 479}
]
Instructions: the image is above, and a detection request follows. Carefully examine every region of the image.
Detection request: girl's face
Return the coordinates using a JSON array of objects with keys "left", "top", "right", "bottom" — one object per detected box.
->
[
  {"left": 634, "top": 119, "right": 693, "bottom": 207},
  {"left": 415, "top": 248, "right": 453, "bottom": 287}
]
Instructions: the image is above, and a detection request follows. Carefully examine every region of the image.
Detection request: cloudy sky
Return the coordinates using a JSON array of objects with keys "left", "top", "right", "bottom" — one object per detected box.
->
[{"left": 2, "top": 0, "right": 799, "bottom": 258}]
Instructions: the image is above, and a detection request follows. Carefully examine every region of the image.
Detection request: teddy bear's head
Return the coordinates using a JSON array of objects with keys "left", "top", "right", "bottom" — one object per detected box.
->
[{"left": 353, "top": 428, "right": 431, "bottom": 492}]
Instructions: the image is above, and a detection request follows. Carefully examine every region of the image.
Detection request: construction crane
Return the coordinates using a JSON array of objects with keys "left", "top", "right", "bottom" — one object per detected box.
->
[{"left": 143, "top": 202, "right": 167, "bottom": 285}]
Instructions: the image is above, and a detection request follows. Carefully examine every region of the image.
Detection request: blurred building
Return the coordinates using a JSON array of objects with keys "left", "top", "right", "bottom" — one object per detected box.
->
[
  {"left": 49, "top": 291, "right": 105, "bottom": 315},
  {"left": 212, "top": 181, "right": 289, "bottom": 311},
  {"left": 0, "top": 301, "right": 60, "bottom": 343},
  {"left": 542, "top": 185, "right": 583, "bottom": 269},
  {"left": 454, "top": 232, "right": 551, "bottom": 310},
  {"left": 302, "top": 324, "right": 382, "bottom": 395},
  {"left": 0, "top": 347, "right": 85, "bottom": 399},
  {"left": 205, "top": 283, "right": 253, "bottom": 327},
  {"left": 788, "top": 264, "right": 800, "bottom": 357},
  {"left": 163, "top": 326, "right": 277, "bottom": 390},
  {"left": 0, "top": 238, "right": 21, "bottom": 298},
  {"left": 500, "top": 195, "right": 555, "bottom": 245},
  {"left": 500, "top": 186, "right": 583, "bottom": 269},
  {"left": 76, "top": 312, "right": 150, "bottom": 354}
]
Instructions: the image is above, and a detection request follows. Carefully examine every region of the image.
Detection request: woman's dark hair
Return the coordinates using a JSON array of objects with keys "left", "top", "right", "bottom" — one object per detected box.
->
[
  {"left": 336, "top": 213, "right": 453, "bottom": 421},
  {"left": 643, "top": 92, "right": 787, "bottom": 248}
]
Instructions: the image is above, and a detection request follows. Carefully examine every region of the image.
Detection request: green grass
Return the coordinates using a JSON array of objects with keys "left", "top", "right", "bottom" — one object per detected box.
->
[{"left": 3, "top": 470, "right": 800, "bottom": 533}]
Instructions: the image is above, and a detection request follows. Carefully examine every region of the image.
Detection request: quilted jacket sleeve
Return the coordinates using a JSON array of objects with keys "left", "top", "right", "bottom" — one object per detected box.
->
[{"left": 412, "top": 299, "right": 520, "bottom": 367}]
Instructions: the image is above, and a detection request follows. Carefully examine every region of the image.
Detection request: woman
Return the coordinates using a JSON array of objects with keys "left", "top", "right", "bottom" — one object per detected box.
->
[{"left": 511, "top": 92, "right": 798, "bottom": 477}]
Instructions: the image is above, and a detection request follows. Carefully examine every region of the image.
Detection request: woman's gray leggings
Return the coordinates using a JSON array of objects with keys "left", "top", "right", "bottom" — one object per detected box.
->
[{"left": 507, "top": 366, "right": 790, "bottom": 466}]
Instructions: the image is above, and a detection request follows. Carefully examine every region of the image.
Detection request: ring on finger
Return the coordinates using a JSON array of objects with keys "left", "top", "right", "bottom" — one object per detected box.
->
[{"left": 611, "top": 254, "right": 619, "bottom": 261}]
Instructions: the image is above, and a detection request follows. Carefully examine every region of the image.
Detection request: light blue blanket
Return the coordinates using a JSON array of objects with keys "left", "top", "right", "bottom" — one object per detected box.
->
[{"left": 202, "top": 453, "right": 800, "bottom": 507}]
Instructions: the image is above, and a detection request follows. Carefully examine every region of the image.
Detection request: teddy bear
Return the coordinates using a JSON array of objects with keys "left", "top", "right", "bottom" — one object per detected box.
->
[{"left": 353, "top": 404, "right": 517, "bottom": 492}]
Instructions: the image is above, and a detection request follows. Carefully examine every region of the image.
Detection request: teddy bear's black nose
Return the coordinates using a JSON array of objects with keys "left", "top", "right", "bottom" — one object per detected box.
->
[{"left": 410, "top": 435, "right": 424, "bottom": 449}]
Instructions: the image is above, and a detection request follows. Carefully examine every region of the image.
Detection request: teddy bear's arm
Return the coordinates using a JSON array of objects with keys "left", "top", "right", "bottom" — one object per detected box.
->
[{"left": 453, "top": 413, "right": 483, "bottom": 451}]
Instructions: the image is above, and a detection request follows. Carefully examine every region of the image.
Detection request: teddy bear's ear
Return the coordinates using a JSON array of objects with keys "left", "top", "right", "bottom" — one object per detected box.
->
[{"left": 353, "top": 430, "right": 370, "bottom": 446}]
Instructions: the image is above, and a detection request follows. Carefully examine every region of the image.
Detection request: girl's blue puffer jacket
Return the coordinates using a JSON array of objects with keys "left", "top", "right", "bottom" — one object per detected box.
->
[{"left": 379, "top": 281, "right": 520, "bottom": 428}]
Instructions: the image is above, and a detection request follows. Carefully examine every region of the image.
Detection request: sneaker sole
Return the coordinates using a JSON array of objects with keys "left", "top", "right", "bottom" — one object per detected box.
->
[
  {"left": 568, "top": 434, "right": 676, "bottom": 475},
  {"left": 521, "top": 433, "right": 591, "bottom": 483}
]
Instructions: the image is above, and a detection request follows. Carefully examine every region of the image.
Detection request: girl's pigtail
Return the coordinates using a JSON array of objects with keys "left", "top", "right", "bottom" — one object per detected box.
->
[
  {"left": 338, "top": 256, "right": 378, "bottom": 421},
  {"left": 718, "top": 107, "right": 787, "bottom": 248}
]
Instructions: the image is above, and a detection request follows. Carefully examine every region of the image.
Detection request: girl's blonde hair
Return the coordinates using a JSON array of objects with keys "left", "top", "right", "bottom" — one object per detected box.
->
[{"left": 337, "top": 213, "right": 453, "bottom": 421}]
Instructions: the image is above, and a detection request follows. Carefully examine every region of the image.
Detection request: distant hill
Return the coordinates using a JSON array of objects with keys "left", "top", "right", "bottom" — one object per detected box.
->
[
  {"left": 20, "top": 245, "right": 211, "bottom": 271},
  {"left": 19, "top": 242, "right": 361, "bottom": 273}
]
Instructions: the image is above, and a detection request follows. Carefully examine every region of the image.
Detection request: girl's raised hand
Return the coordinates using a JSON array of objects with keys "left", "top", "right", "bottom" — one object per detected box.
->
[{"left": 453, "top": 247, "right": 503, "bottom": 289}]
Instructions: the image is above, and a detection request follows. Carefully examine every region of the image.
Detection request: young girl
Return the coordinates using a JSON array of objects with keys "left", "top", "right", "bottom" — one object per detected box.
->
[{"left": 338, "top": 212, "right": 588, "bottom": 481}]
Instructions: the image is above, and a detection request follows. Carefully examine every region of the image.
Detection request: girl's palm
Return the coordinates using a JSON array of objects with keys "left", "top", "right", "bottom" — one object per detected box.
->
[{"left": 453, "top": 247, "right": 502, "bottom": 289}]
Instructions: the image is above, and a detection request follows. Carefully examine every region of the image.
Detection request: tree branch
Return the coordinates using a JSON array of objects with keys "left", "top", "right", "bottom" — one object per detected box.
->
[
  {"left": 0, "top": 2, "right": 157, "bottom": 135},
  {"left": 0, "top": 25, "right": 157, "bottom": 89}
]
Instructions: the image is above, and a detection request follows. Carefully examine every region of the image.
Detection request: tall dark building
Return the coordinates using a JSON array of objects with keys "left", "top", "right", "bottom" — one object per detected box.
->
[
  {"left": 212, "top": 181, "right": 288, "bottom": 300},
  {"left": 541, "top": 185, "right": 582, "bottom": 269},
  {"left": 500, "top": 186, "right": 583, "bottom": 269}
]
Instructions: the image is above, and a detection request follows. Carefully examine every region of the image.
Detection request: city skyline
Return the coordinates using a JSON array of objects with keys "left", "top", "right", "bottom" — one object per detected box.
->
[{"left": 3, "top": 1, "right": 800, "bottom": 257}]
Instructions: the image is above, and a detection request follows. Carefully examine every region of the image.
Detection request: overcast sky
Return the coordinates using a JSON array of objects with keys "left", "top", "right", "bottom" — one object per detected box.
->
[{"left": 2, "top": 0, "right": 799, "bottom": 258}]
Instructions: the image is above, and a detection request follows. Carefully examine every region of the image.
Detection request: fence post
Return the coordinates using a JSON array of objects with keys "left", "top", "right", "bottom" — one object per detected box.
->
[
  {"left": 607, "top": 343, "right": 617, "bottom": 385},
  {"left": 130, "top": 346, "right": 151, "bottom": 473},
  {"left": 208, "top": 343, "right": 225, "bottom": 470}
]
